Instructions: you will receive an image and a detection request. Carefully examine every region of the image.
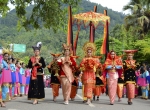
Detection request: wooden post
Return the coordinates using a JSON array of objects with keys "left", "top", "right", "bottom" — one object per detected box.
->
[{"left": 67, "top": 6, "right": 73, "bottom": 50}]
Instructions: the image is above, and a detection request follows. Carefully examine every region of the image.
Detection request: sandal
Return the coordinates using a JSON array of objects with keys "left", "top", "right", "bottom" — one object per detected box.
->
[
  {"left": 93, "top": 96, "right": 95, "bottom": 101},
  {"left": 0, "top": 103, "right": 6, "bottom": 107},
  {"left": 33, "top": 100, "right": 38, "bottom": 105},
  {"left": 96, "top": 96, "right": 99, "bottom": 101}
]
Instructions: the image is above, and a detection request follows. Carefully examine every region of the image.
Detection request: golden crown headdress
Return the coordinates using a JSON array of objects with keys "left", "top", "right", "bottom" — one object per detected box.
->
[
  {"left": 2, "top": 48, "right": 12, "bottom": 55},
  {"left": 20, "top": 60, "right": 24, "bottom": 63},
  {"left": 62, "top": 43, "right": 72, "bottom": 50},
  {"left": 123, "top": 50, "right": 138, "bottom": 55},
  {"left": 83, "top": 42, "right": 96, "bottom": 55},
  {"left": 50, "top": 53, "right": 62, "bottom": 57}
]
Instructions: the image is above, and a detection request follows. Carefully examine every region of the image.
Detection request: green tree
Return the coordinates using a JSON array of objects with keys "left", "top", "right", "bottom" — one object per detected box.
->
[
  {"left": 133, "top": 37, "right": 150, "bottom": 62},
  {"left": 123, "top": 0, "right": 150, "bottom": 39},
  {"left": 95, "top": 37, "right": 128, "bottom": 63},
  {"left": 0, "top": 0, "right": 80, "bottom": 31}
]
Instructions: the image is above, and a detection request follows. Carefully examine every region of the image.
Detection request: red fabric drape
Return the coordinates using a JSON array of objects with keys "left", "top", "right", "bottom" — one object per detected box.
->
[{"left": 30, "top": 56, "right": 40, "bottom": 80}]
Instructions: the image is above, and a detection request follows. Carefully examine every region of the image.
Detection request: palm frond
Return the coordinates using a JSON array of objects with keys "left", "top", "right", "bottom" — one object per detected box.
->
[
  {"left": 144, "top": 10, "right": 150, "bottom": 17},
  {"left": 129, "top": 0, "right": 141, "bottom": 5},
  {"left": 123, "top": 5, "right": 133, "bottom": 11},
  {"left": 138, "top": 16, "right": 149, "bottom": 27},
  {"left": 133, "top": 4, "right": 142, "bottom": 14},
  {"left": 124, "top": 15, "right": 136, "bottom": 20}
]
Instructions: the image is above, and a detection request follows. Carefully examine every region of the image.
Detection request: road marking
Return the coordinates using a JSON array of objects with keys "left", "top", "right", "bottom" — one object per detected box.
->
[
  {"left": 76, "top": 94, "right": 95, "bottom": 107},
  {"left": 8, "top": 109, "right": 18, "bottom": 110}
]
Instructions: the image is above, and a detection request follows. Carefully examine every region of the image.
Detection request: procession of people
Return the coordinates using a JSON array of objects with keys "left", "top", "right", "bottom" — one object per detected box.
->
[
  {"left": 0, "top": 48, "right": 31, "bottom": 107},
  {"left": 0, "top": 41, "right": 150, "bottom": 107}
]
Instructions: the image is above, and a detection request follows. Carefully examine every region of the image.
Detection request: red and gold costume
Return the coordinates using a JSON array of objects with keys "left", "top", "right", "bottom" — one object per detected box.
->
[
  {"left": 116, "top": 55, "right": 124, "bottom": 101},
  {"left": 103, "top": 51, "right": 123, "bottom": 104},
  {"left": 57, "top": 44, "right": 76, "bottom": 104},
  {"left": 70, "top": 56, "right": 80, "bottom": 100},
  {"left": 93, "top": 56, "right": 106, "bottom": 101},
  {"left": 117, "top": 74, "right": 124, "bottom": 100},
  {"left": 47, "top": 53, "right": 61, "bottom": 101},
  {"left": 123, "top": 50, "right": 137, "bottom": 105},
  {"left": 80, "top": 42, "right": 98, "bottom": 99}
]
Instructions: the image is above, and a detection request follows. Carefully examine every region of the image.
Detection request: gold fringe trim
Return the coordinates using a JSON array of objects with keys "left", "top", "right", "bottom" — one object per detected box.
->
[{"left": 126, "top": 81, "right": 135, "bottom": 84}]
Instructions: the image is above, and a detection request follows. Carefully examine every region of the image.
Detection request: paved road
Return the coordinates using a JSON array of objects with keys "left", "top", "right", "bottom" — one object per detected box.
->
[{"left": 1, "top": 88, "right": 150, "bottom": 110}]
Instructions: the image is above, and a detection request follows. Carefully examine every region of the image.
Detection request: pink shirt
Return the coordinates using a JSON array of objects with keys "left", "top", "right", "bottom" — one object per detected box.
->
[
  {"left": 135, "top": 70, "right": 140, "bottom": 77},
  {"left": 15, "top": 67, "right": 20, "bottom": 82},
  {"left": 25, "top": 69, "right": 30, "bottom": 77}
]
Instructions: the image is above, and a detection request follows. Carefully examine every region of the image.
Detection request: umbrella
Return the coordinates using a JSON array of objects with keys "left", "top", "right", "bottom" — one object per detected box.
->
[{"left": 73, "top": 11, "right": 110, "bottom": 28}]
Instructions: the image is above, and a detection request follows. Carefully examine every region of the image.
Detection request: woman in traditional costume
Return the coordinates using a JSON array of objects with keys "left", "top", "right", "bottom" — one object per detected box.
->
[
  {"left": 1, "top": 48, "right": 12, "bottom": 105},
  {"left": 80, "top": 42, "right": 98, "bottom": 105},
  {"left": 0, "top": 80, "right": 4, "bottom": 107},
  {"left": 28, "top": 42, "right": 46, "bottom": 104},
  {"left": 116, "top": 55, "right": 124, "bottom": 102},
  {"left": 20, "top": 62, "right": 26, "bottom": 96},
  {"left": 57, "top": 44, "right": 76, "bottom": 105},
  {"left": 117, "top": 74, "right": 124, "bottom": 102},
  {"left": 47, "top": 53, "right": 61, "bottom": 102},
  {"left": 70, "top": 56, "right": 80, "bottom": 101},
  {"left": 15, "top": 60, "right": 21, "bottom": 96},
  {"left": 0, "top": 54, "right": 5, "bottom": 107},
  {"left": 93, "top": 56, "right": 106, "bottom": 101},
  {"left": 8, "top": 58, "right": 16, "bottom": 99},
  {"left": 25, "top": 65, "right": 31, "bottom": 95},
  {"left": 140, "top": 66, "right": 149, "bottom": 99},
  {"left": 123, "top": 50, "right": 137, "bottom": 105},
  {"left": 135, "top": 68, "right": 140, "bottom": 97},
  {"left": 103, "top": 51, "right": 123, "bottom": 105}
]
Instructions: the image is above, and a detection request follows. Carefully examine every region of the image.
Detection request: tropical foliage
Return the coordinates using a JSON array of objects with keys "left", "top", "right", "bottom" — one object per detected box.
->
[
  {"left": 123, "top": 0, "right": 150, "bottom": 39},
  {"left": 0, "top": 0, "right": 80, "bottom": 31}
]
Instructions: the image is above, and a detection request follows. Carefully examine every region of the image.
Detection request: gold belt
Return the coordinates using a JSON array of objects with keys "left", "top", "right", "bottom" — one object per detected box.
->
[
  {"left": 37, "top": 72, "right": 43, "bottom": 75},
  {"left": 108, "top": 69, "right": 117, "bottom": 72}
]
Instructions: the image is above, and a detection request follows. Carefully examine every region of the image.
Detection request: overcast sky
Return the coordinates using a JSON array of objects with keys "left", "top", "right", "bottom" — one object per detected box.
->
[
  {"left": 8, "top": 0, "right": 131, "bottom": 14},
  {"left": 90, "top": 0, "right": 130, "bottom": 14}
]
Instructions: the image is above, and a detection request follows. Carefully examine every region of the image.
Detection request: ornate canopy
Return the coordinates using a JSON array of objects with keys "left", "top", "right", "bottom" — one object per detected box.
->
[{"left": 73, "top": 11, "right": 110, "bottom": 28}]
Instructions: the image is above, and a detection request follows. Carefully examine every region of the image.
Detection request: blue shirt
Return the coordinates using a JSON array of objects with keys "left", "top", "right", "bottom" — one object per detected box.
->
[
  {"left": 19, "top": 67, "right": 25, "bottom": 75},
  {"left": 141, "top": 71, "right": 149, "bottom": 78},
  {"left": 2, "top": 60, "right": 8, "bottom": 70},
  {"left": 141, "top": 71, "right": 149, "bottom": 83},
  {"left": 10, "top": 64, "right": 16, "bottom": 72}
]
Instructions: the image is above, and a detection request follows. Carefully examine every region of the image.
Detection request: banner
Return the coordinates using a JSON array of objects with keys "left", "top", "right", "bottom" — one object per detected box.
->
[{"left": 13, "top": 44, "right": 26, "bottom": 53}]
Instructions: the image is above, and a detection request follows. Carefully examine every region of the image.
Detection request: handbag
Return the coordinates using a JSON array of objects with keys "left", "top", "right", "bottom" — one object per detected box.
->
[{"left": 137, "top": 77, "right": 146, "bottom": 86}]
